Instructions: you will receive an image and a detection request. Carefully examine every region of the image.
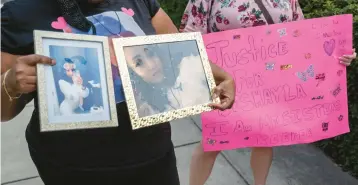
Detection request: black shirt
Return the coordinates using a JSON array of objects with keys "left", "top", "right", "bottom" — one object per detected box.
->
[{"left": 1, "top": 0, "right": 173, "bottom": 169}]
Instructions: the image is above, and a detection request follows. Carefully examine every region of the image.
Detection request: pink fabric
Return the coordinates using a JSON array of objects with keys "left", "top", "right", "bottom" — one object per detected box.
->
[{"left": 180, "top": 0, "right": 304, "bottom": 34}]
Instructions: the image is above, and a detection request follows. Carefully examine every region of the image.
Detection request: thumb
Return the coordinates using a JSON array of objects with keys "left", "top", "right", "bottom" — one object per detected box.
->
[
  {"left": 21, "top": 54, "right": 55, "bottom": 66},
  {"left": 212, "top": 85, "right": 223, "bottom": 99}
]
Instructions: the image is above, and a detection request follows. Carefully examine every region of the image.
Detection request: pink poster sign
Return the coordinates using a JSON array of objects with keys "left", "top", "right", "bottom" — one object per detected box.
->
[{"left": 201, "top": 14, "right": 353, "bottom": 151}]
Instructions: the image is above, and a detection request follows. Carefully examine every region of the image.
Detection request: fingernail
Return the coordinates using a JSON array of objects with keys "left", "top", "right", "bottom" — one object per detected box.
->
[{"left": 52, "top": 60, "right": 56, "bottom": 65}]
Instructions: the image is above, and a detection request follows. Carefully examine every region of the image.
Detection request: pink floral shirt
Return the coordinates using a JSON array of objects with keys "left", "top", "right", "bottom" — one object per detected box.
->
[{"left": 180, "top": 0, "right": 304, "bottom": 33}]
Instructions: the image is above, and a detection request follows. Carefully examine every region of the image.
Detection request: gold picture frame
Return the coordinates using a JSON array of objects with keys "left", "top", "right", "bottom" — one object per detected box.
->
[
  {"left": 34, "top": 30, "right": 118, "bottom": 132},
  {"left": 113, "top": 32, "right": 219, "bottom": 129}
]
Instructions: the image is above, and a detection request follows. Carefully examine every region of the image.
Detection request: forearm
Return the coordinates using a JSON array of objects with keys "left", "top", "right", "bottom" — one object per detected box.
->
[
  {"left": 1, "top": 73, "right": 29, "bottom": 122},
  {"left": 152, "top": 8, "right": 179, "bottom": 35},
  {"left": 210, "top": 62, "right": 232, "bottom": 84}
]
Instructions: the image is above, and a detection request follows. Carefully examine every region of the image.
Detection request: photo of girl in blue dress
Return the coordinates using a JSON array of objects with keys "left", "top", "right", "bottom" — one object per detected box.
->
[{"left": 49, "top": 45, "right": 105, "bottom": 116}]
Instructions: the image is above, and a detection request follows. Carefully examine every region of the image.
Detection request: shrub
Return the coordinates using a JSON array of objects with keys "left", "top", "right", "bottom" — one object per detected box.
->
[
  {"left": 299, "top": 0, "right": 358, "bottom": 178},
  {"left": 159, "top": 0, "right": 358, "bottom": 178}
]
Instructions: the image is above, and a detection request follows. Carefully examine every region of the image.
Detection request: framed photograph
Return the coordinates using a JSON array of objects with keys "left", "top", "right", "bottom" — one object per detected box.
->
[
  {"left": 113, "top": 32, "right": 219, "bottom": 129},
  {"left": 34, "top": 30, "right": 118, "bottom": 132}
]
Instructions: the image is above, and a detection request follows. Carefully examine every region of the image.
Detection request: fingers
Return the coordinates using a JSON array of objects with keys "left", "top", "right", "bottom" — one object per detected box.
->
[
  {"left": 339, "top": 57, "right": 351, "bottom": 62},
  {"left": 13, "top": 74, "right": 37, "bottom": 93},
  {"left": 339, "top": 57, "right": 352, "bottom": 66},
  {"left": 20, "top": 54, "right": 55, "bottom": 66},
  {"left": 23, "top": 67, "right": 36, "bottom": 76},
  {"left": 10, "top": 70, "right": 37, "bottom": 93},
  {"left": 209, "top": 99, "right": 230, "bottom": 111},
  {"left": 211, "top": 86, "right": 223, "bottom": 99},
  {"left": 24, "top": 76, "right": 37, "bottom": 85},
  {"left": 210, "top": 83, "right": 236, "bottom": 111},
  {"left": 339, "top": 48, "right": 357, "bottom": 67},
  {"left": 340, "top": 62, "right": 351, "bottom": 66},
  {"left": 342, "top": 53, "right": 357, "bottom": 60},
  {"left": 8, "top": 54, "right": 51, "bottom": 94},
  {"left": 209, "top": 102, "right": 227, "bottom": 111},
  {"left": 339, "top": 58, "right": 355, "bottom": 67},
  {"left": 20, "top": 84, "right": 37, "bottom": 93},
  {"left": 14, "top": 62, "right": 37, "bottom": 76}
]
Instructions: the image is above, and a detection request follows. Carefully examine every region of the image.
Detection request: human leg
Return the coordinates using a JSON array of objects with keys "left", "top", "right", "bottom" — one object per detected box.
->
[
  {"left": 189, "top": 142, "right": 220, "bottom": 185},
  {"left": 250, "top": 147, "right": 273, "bottom": 185}
]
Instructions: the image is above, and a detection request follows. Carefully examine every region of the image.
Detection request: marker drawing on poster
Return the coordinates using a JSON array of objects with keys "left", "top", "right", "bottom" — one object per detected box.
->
[{"left": 201, "top": 14, "right": 353, "bottom": 151}]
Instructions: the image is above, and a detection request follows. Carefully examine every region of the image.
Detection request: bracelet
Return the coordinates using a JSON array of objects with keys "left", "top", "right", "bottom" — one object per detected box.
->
[{"left": 2, "top": 69, "right": 22, "bottom": 102}]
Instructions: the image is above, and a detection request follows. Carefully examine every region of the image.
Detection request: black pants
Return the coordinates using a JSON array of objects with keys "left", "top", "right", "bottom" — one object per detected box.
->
[{"left": 29, "top": 147, "right": 180, "bottom": 185}]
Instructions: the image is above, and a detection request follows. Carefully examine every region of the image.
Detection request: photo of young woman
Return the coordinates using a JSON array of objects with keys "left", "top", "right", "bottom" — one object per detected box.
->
[
  {"left": 124, "top": 41, "right": 212, "bottom": 117},
  {"left": 45, "top": 42, "right": 110, "bottom": 124}
]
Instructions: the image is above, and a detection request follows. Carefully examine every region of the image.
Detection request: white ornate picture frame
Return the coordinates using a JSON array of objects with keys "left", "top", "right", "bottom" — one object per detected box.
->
[
  {"left": 34, "top": 30, "right": 118, "bottom": 132},
  {"left": 113, "top": 32, "right": 219, "bottom": 129}
]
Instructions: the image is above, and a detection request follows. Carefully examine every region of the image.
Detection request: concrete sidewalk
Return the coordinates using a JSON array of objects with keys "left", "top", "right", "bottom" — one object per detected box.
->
[{"left": 1, "top": 103, "right": 358, "bottom": 185}]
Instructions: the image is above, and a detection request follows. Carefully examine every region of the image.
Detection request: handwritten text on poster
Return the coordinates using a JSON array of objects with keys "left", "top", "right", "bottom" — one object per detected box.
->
[{"left": 201, "top": 15, "right": 352, "bottom": 151}]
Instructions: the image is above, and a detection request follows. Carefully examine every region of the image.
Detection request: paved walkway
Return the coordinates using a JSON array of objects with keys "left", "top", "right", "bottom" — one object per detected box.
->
[{"left": 1, "top": 103, "right": 358, "bottom": 185}]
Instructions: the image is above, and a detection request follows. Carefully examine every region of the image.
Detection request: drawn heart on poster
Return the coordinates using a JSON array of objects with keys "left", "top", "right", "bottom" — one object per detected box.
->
[{"left": 323, "top": 39, "right": 336, "bottom": 56}]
